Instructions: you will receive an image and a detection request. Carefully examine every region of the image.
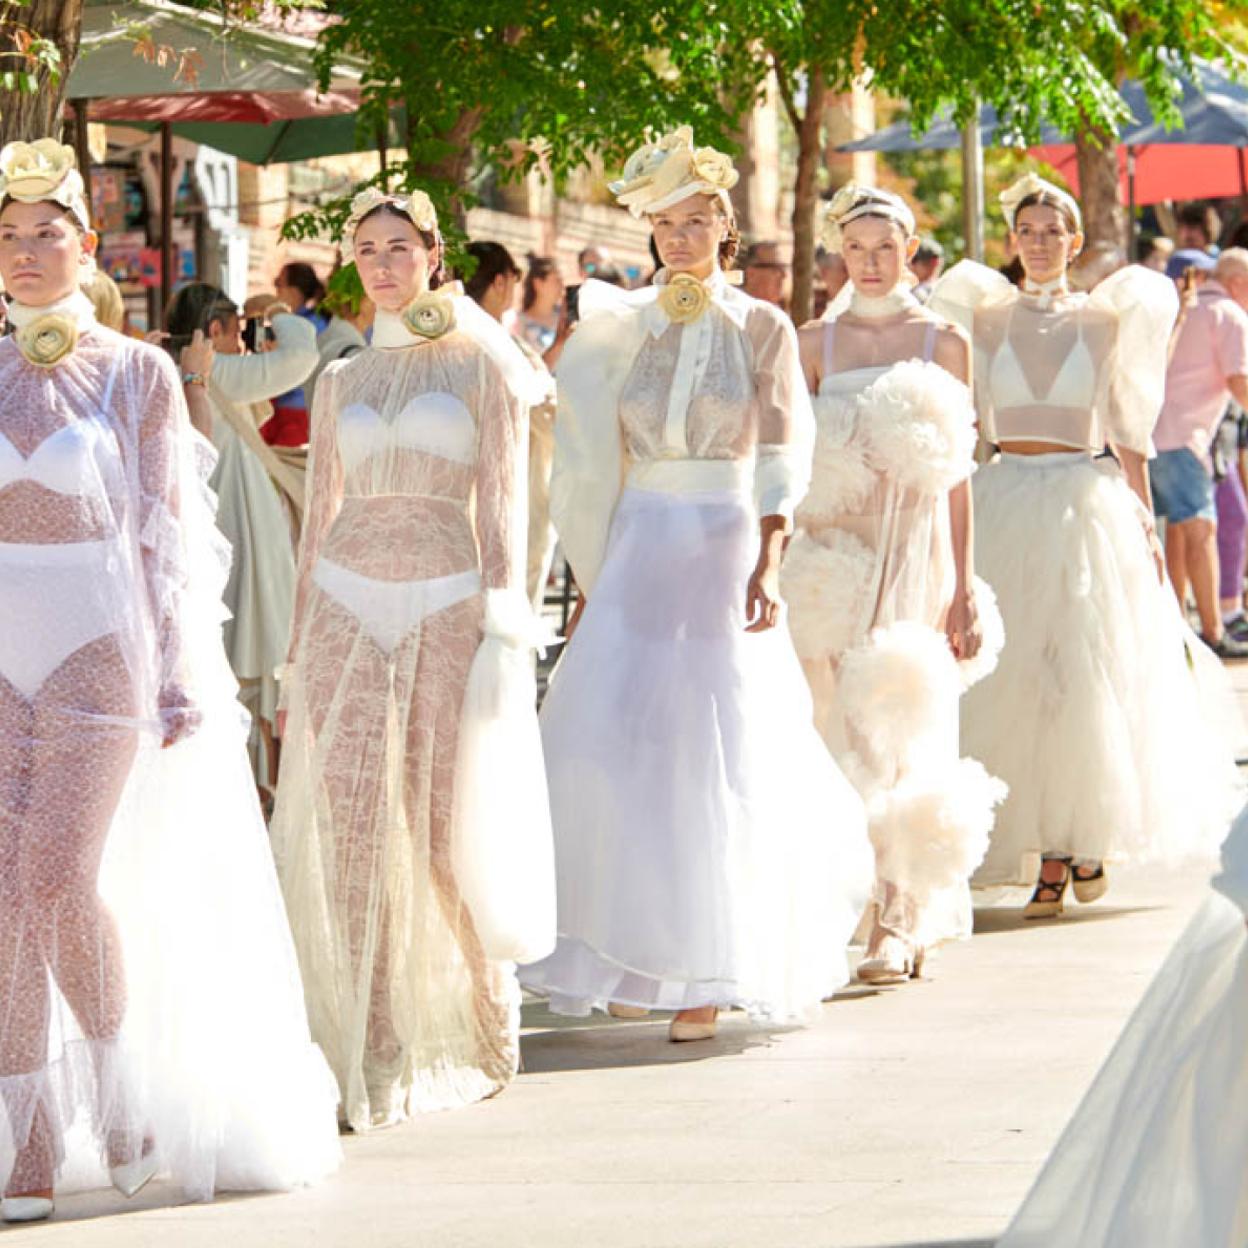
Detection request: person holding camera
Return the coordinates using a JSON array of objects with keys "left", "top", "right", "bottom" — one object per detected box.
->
[{"left": 164, "top": 284, "right": 318, "bottom": 797}]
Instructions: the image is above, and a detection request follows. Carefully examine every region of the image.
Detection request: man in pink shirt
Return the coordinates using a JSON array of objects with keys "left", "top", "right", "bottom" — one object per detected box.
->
[{"left": 1154, "top": 248, "right": 1248, "bottom": 658}]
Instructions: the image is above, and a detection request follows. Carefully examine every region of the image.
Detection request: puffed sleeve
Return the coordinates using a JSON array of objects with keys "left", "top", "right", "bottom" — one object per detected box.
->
[
  {"left": 747, "top": 301, "right": 815, "bottom": 528},
  {"left": 1212, "top": 803, "right": 1248, "bottom": 917},
  {"left": 135, "top": 346, "right": 195, "bottom": 721},
  {"left": 282, "top": 360, "right": 344, "bottom": 694},
  {"left": 549, "top": 284, "right": 648, "bottom": 593},
  {"left": 210, "top": 313, "right": 318, "bottom": 409},
  {"left": 1089, "top": 264, "right": 1179, "bottom": 455}
]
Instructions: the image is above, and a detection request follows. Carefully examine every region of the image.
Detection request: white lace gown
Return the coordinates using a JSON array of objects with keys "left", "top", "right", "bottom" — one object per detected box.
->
[
  {"left": 520, "top": 273, "right": 873, "bottom": 1021},
  {"left": 784, "top": 314, "right": 1006, "bottom": 951},
  {"left": 271, "top": 300, "right": 555, "bottom": 1131},
  {"left": 930, "top": 263, "right": 1242, "bottom": 886},
  {"left": 999, "top": 805, "right": 1248, "bottom": 1246},
  {"left": 0, "top": 293, "right": 340, "bottom": 1202}
]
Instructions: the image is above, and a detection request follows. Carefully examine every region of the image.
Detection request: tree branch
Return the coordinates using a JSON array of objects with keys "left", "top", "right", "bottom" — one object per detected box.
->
[{"left": 770, "top": 51, "right": 802, "bottom": 132}]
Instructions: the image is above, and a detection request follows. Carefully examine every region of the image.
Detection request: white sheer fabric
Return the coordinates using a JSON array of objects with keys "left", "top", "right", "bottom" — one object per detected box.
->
[
  {"left": 928, "top": 262, "right": 1242, "bottom": 884},
  {"left": 999, "top": 806, "right": 1248, "bottom": 1247},
  {"left": 784, "top": 312, "right": 1005, "bottom": 950},
  {"left": 0, "top": 295, "right": 340, "bottom": 1202},
  {"left": 207, "top": 313, "right": 314, "bottom": 727},
  {"left": 929, "top": 261, "right": 1177, "bottom": 455},
  {"left": 522, "top": 272, "right": 872, "bottom": 1022},
  {"left": 271, "top": 302, "right": 554, "bottom": 1131}
]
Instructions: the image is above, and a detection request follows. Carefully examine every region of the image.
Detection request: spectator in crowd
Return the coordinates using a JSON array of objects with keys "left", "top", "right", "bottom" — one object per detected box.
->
[
  {"left": 165, "top": 283, "right": 318, "bottom": 790},
  {"left": 1168, "top": 248, "right": 1218, "bottom": 283},
  {"left": 1153, "top": 247, "right": 1248, "bottom": 658},
  {"left": 305, "top": 268, "right": 375, "bottom": 418},
  {"left": 1213, "top": 405, "right": 1248, "bottom": 640},
  {"left": 519, "top": 254, "right": 564, "bottom": 352},
  {"left": 1176, "top": 203, "right": 1222, "bottom": 255},
  {"left": 741, "top": 239, "right": 788, "bottom": 308},
  {"left": 263, "top": 261, "right": 328, "bottom": 447},
  {"left": 909, "top": 237, "right": 944, "bottom": 301},
  {"left": 813, "top": 245, "right": 849, "bottom": 318},
  {"left": 578, "top": 243, "right": 613, "bottom": 280},
  {"left": 465, "top": 239, "right": 560, "bottom": 605},
  {"left": 1140, "top": 234, "right": 1176, "bottom": 273}
]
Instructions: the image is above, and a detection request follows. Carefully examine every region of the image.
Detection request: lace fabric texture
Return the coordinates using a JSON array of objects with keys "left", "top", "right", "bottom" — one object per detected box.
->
[
  {"left": 0, "top": 314, "right": 340, "bottom": 1200},
  {"left": 929, "top": 261, "right": 1178, "bottom": 455},
  {"left": 272, "top": 327, "right": 550, "bottom": 1131},
  {"left": 784, "top": 316, "right": 1004, "bottom": 949}
]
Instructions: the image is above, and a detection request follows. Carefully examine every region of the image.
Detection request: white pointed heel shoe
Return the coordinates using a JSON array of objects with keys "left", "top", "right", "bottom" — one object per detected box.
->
[
  {"left": 607, "top": 1003, "right": 650, "bottom": 1019},
  {"left": 669, "top": 1009, "right": 718, "bottom": 1043},
  {"left": 2, "top": 1195, "right": 54, "bottom": 1223},
  {"left": 110, "top": 1150, "right": 159, "bottom": 1199},
  {"left": 857, "top": 934, "right": 924, "bottom": 985}
]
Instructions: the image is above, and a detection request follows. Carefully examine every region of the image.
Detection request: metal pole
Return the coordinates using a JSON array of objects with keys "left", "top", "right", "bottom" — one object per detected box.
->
[
  {"left": 961, "top": 109, "right": 985, "bottom": 262},
  {"left": 1126, "top": 146, "right": 1137, "bottom": 261},
  {"left": 160, "top": 121, "right": 174, "bottom": 322}
]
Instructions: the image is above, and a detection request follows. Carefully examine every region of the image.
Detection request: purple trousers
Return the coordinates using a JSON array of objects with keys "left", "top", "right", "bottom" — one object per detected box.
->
[{"left": 1216, "top": 469, "right": 1248, "bottom": 602}]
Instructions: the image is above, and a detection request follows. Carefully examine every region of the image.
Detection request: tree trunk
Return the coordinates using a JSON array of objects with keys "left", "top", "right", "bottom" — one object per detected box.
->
[
  {"left": 789, "top": 67, "right": 826, "bottom": 326},
  {"left": 405, "top": 103, "right": 483, "bottom": 230},
  {"left": 1074, "top": 127, "right": 1125, "bottom": 254},
  {"left": 0, "top": 0, "right": 84, "bottom": 146}
]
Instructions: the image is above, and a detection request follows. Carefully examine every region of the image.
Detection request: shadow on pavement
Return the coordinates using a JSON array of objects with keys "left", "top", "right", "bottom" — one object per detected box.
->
[
  {"left": 31, "top": 1184, "right": 265, "bottom": 1226},
  {"left": 972, "top": 902, "right": 1164, "bottom": 936},
  {"left": 519, "top": 1004, "right": 786, "bottom": 1072},
  {"left": 864, "top": 1241, "right": 995, "bottom": 1248}
]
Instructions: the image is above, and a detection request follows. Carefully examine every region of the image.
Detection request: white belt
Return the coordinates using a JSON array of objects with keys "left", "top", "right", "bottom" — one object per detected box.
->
[{"left": 626, "top": 458, "right": 749, "bottom": 495}]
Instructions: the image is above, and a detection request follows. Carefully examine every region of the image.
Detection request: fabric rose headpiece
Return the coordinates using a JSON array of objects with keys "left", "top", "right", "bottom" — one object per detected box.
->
[
  {"left": 0, "top": 139, "right": 91, "bottom": 231},
  {"left": 340, "top": 186, "right": 439, "bottom": 263},
  {"left": 999, "top": 173, "right": 1082, "bottom": 232},
  {"left": 821, "top": 183, "right": 916, "bottom": 254},
  {"left": 609, "top": 126, "right": 739, "bottom": 219}
]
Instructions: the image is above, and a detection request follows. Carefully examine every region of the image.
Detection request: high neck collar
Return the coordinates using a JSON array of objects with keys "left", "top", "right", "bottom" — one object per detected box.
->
[
  {"left": 1019, "top": 274, "right": 1069, "bottom": 308},
  {"left": 655, "top": 266, "right": 736, "bottom": 294},
  {"left": 8, "top": 290, "right": 96, "bottom": 332},
  {"left": 847, "top": 283, "right": 920, "bottom": 319},
  {"left": 372, "top": 307, "right": 425, "bottom": 350}
]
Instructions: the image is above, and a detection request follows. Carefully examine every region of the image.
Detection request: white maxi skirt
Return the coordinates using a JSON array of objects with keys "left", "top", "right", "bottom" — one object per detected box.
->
[
  {"left": 964, "top": 451, "right": 1241, "bottom": 887},
  {"left": 1000, "top": 819, "right": 1248, "bottom": 1244},
  {"left": 521, "top": 483, "right": 872, "bottom": 1022}
]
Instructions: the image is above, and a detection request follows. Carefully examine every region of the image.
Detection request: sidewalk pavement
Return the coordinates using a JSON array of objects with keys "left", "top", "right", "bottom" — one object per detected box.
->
[{"left": 15, "top": 668, "right": 1248, "bottom": 1248}]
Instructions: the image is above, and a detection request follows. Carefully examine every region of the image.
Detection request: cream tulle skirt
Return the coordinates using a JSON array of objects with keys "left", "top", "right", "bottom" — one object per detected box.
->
[
  {"left": 520, "top": 486, "right": 873, "bottom": 1022},
  {"left": 964, "top": 452, "right": 1241, "bottom": 887},
  {"left": 999, "top": 886, "right": 1248, "bottom": 1245}
]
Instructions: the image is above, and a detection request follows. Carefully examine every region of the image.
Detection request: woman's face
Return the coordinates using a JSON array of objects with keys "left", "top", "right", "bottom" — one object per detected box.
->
[
  {"left": 1012, "top": 202, "right": 1083, "bottom": 286},
  {"left": 650, "top": 194, "right": 727, "bottom": 279},
  {"left": 353, "top": 211, "right": 436, "bottom": 312},
  {"left": 0, "top": 201, "right": 96, "bottom": 307},
  {"left": 840, "top": 215, "right": 914, "bottom": 296}
]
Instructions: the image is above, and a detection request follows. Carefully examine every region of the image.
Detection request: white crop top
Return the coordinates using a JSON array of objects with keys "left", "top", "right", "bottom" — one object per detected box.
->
[{"left": 337, "top": 392, "right": 476, "bottom": 474}]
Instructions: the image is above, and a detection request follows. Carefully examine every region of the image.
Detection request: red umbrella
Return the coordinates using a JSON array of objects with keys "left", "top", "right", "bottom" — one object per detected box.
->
[
  {"left": 1031, "top": 143, "right": 1248, "bottom": 204},
  {"left": 85, "top": 87, "right": 360, "bottom": 126}
]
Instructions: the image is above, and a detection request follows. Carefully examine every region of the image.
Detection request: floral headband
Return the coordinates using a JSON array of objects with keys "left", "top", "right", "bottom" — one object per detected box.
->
[
  {"left": 821, "top": 183, "right": 916, "bottom": 254},
  {"left": 609, "top": 126, "right": 738, "bottom": 219},
  {"left": 0, "top": 139, "right": 91, "bottom": 231},
  {"left": 999, "top": 173, "right": 1082, "bottom": 232},
  {"left": 340, "top": 186, "right": 439, "bottom": 263}
]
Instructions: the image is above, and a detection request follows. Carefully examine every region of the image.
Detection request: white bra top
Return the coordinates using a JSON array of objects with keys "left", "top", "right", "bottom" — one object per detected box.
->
[
  {"left": 988, "top": 320, "right": 1097, "bottom": 413},
  {"left": 0, "top": 419, "right": 116, "bottom": 496},
  {"left": 338, "top": 392, "right": 475, "bottom": 473}
]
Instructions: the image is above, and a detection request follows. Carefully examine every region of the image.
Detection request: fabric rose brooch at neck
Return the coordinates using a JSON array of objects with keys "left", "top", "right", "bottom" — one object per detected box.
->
[
  {"left": 658, "top": 273, "right": 711, "bottom": 325},
  {"left": 17, "top": 313, "right": 79, "bottom": 367},
  {"left": 402, "top": 290, "right": 456, "bottom": 340}
]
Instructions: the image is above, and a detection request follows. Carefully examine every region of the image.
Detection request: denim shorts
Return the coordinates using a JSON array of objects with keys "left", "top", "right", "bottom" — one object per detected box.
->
[{"left": 1151, "top": 447, "right": 1216, "bottom": 523}]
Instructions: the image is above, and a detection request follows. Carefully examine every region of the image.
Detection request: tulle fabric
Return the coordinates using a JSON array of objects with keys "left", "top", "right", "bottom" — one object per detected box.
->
[
  {"left": 965, "top": 452, "right": 1242, "bottom": 886},
  {"left": 0, "top": 308, "right": 339, "bottom": 1201},
  {"left": 271, "top": 319, "right": 553, "bottom": 1132},
  {"left": 999, "top": 806, "right": 1248, "bottom": 1247},
  {"left": 784, "top": 327, "right": 1005, "bottom": 950},
  {"left": 521, "top": 485, "right": 873, "bottom": 1021}
]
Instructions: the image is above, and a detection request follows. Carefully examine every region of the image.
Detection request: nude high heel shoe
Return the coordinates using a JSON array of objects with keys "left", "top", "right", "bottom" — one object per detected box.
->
[
  {"left": 857, "top": 934, "right": 925, "bottom": 984},
  {"left": 669, "top": 1009, "right": 718, "bottom": 1042},
  {"left": 607, "top": 1003, "right": 650, "bottom": 1019},
  {"left": 1071, "top": 863, "right": 1108, "bottom": 905}
]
